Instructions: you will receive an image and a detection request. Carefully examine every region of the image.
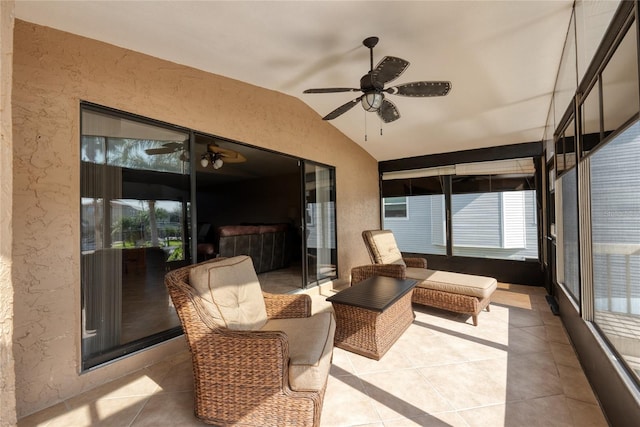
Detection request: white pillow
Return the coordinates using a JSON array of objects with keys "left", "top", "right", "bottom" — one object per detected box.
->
[{"left": 189, "top": 255, "right": 268, "bottom": 330}]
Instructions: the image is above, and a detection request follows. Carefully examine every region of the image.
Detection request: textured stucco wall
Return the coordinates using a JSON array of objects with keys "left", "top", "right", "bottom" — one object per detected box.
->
[
  {"left": 1, "top": 1, "right": 16, "bottom": 426},
  {"left": 12, "top": 20, "right": 379, "bottom": 417}
]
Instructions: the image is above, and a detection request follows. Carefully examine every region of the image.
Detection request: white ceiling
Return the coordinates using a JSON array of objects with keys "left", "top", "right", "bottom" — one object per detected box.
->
[{"left": 14, "top": 0, "right": 574, "bottom": 161}]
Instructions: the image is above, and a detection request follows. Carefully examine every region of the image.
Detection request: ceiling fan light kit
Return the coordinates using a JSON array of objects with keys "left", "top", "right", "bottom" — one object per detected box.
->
[
  {"left": 304, "top": 36, "right": 451, "bottom": 123},
  {"left": 200, "top": 152, "right": 224, "bottom": 169}
]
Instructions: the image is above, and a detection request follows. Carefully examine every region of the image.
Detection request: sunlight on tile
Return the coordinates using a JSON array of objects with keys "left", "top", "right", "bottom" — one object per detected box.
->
[{"left": 18, "top": 284, "right": 608, "bottom": 427}]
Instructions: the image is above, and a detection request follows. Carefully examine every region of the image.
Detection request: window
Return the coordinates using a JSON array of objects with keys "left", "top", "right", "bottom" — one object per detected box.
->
[
  {"left": 382, "top": 176, "right": 446, "bottom": 255},
  {"left": 557, "top": 168, "right": 580, "bottom": 303},
  {"left": 80, "top": 105, "right": 191, "bottom": 369},
  {"left": 381, "top": 159, "right": 538, "bottom": 260},
  {"left": 383, "top": 197, "right": 408, "bottom": 219},
  {"left": 451, "top": 186, "right": 538, "bottom": 260},
  {"left": 590, "top": 120, "right": 640, "bottom": 384}
]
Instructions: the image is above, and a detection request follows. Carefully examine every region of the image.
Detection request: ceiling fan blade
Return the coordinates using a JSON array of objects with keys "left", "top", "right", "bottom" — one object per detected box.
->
[
  {"left": 322, "top": 96, "right": 362, "bottom": 120},
  {"left": 371, "top": 56, "right": 409, "bottom": 86},
  {"left": 377, "top": 98, "right": 400, "bottom": 123},
  {"left": 389, "top": 81, "right": 452, "bottom": 97},
  {"left": 145, "top": 147, "right": 177, "bottom": 155},
  {"left": 207, "top": 144, "right": 247, "bottom": 163},
  {"left": 303, "top": 88, "right": 360, "bottom": 94}
]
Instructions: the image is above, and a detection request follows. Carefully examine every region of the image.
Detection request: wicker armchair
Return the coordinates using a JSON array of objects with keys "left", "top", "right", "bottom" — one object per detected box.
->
[
  {"left": 165, "top": 256, "right": 334, "bottom": 426},
  {"left": 361, "top": 230, "right": 497, "bottom": 326}
]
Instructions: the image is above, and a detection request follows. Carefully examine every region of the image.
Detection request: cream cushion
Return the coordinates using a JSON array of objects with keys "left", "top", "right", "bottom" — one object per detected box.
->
[
  {"left": 261, "top": 312, "right": 336, "bottom": 391},
  {"left": 366, "top": 230, "right": 406, "bottom": 266},
  {"left": 189, "top": 255, "right": 268, "bottom": 330},
  {"left": 406, "top": 267, "right": 497, "bottom": 299}
]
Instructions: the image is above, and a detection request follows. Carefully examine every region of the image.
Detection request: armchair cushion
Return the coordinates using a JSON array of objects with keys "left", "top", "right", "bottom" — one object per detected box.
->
[
  {"left": 189, "top": 255, "right": 268, "bottom": 330},
  {"left": 261, "top": 312, "right": 335, "bottom": 392},
  {"left": 362, "top": 229, "right": 406, "bottom": 266}
]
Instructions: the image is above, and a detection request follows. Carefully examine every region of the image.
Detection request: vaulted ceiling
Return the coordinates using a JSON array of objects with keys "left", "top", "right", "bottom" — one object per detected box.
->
[{"left": 15, "top": 0, "right": 574, "bottom": 161}]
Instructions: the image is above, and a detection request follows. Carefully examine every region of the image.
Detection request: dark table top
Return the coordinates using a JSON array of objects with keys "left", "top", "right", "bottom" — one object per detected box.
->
[{"left": 326, "top": 276, "right": 418, "bottom": 312}]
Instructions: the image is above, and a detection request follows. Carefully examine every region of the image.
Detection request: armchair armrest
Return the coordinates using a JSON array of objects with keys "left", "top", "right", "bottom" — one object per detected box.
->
[
  {"left": 351, "top": 263, "right": 406, "bottom": 285},
  {"left": 404, "top": 257, "right": 427, "bottom": 268},
  {"left": 263, "top": 292, "right": 311, "bottom": 319}
]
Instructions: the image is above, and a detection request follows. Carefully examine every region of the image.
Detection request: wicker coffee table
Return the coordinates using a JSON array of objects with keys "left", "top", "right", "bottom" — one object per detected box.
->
[{"left": 327, "top": 276, "right": 417, "bottom": 360}]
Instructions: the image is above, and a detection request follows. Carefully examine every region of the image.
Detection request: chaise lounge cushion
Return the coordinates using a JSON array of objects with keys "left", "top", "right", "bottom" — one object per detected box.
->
[
  {"left": 189, "top": 255, "right": 268, "bottom": 330},
  {"left": 261, "top": 312, "right": 336, "bottom": 391},
  {"left": 363, "top": 229, "right": 406, "bottom": 266},
  {"left": 406, "top": 268, "right": 497, "bottom": 299}
]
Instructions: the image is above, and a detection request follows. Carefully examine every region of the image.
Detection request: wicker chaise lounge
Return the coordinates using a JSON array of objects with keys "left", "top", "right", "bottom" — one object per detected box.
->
[
  {"left": 360, "top": 230, "right": 497, "bottom": 326},
  {"left": 165, "top": 255, "right": 335, "bottom": 427}
]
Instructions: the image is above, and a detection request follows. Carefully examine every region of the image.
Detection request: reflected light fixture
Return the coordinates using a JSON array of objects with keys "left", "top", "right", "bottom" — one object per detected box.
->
[
  {"left": 361, "top": 91, "right": 383, "bottom": 112},
  {"left": 200, "top": 152, "right": 224, "bottom": 169}
]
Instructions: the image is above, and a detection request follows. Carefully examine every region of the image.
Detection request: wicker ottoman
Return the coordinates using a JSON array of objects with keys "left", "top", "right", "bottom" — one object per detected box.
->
[
  {"left": 407, "top": 268, "right": 497, "bottom": 326},
  {"left": 327, "top": 276, "right": 417, "bottom": 360}
]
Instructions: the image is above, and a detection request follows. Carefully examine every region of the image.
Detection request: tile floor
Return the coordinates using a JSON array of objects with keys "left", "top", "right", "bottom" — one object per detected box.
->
[{"left": 19, "top": 283, "right": 609, "bottom": 427}]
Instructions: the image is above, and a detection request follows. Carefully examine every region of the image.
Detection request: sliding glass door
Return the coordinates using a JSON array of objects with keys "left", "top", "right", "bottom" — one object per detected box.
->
[
  {"left": 80, "top": 104, "right": 191, "bottom": 369},
  {"left": 303, "top": 161, "right": 337, "bottom": 287}
]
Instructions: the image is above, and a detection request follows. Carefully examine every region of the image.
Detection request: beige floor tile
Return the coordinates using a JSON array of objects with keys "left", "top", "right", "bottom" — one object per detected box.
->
[
  {"left": 565, "top": 398, "right": 609, "bottom": 427},
  {"left": 548, "top": 341, "right": 581, "bottom": 368},
  {"left": 502, "top": 306, "right": 544, "bottom": 328},
  {"left": 48, "top": 396, "right": 148, "bottom": 427},
  {"left": 65, "top": 372, "right": 161, "bottom": 408},
  {"left": 345, "top": 344, "right": 414, "bottom": 375},
  {"left": 419, "top": 358, "right": 509, "bottom": 410},
  {"left": 18, "top": 283, "right": 610, "bottom": 427},
  {"left": 459, "top": 395, "right": 574, "bottom": 427},
  {"left": 131, "top": 391, "right": 205, "bottom": 426},
  {"left": 321, "top": 374, "right": 380, "bottom": 427},
  {"left": 519, "top": 325, "right": 549, "bottom": 341},
  {"left": 17, "top": 402, "right": 69, "bottom": 427},
  {"left": 506, "top": 327, "right": 552, "bottom": 355},
  {"left": 383, "top": 410, "right": 470, "bottom": 427},
  {"left": 153, "top": 359, "right": 194, "bottom": 393},
  {"left": 359, "top": 368, "right": 454, "bottom": 419},
  {"left": 545, "top": 323, "right": 571, "bottom": 344},
  {"left": 329, "top": 347, "right": 357, "bottom": 376},
  {"left": 503, "top": 352, "right": 564, "bottom": 401},
  {"left": 556, "top": 364, "right": 599, "bottom": 404}
]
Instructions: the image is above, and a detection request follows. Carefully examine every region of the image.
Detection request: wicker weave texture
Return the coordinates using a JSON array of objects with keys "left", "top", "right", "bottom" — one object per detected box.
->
[
  {"left": 165, "top": 258, "right": 326, "bottom": 426},
  {"left": 412, "top": 287, "right": 490, "bottom": 326},
  {"left": 332, "top": 292, "right": 414, "bottom": 360}
]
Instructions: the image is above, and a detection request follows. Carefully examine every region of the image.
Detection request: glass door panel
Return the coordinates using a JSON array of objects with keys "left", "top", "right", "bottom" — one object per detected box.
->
[{"left": 303, "top": 161, "right": 337, "bottom": 287}]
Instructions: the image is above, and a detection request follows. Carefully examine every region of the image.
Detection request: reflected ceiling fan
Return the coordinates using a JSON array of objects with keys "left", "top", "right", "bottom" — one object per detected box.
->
[
  {"left": 145, "top": 141, "right": 189, "bottom": 161},
  {"left": 199, "top": 143, "right": 246, "bottom": 170},
  {"left": 303, "top": 36, "right": 451, "bottom": 123},
  {"left": 145, "top": 141, "right": 246, "bottom": 170}
]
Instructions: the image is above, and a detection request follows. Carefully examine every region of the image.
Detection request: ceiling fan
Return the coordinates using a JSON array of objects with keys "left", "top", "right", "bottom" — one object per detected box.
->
[
  {"left": 199, "top": 143, "right": 246, "bottom": 170},
  {"left": 145, "top": 141, "right": 246, "bottom": 170},
  {"left": 303, "top": 36, "right": 451, "bottom": 123}
]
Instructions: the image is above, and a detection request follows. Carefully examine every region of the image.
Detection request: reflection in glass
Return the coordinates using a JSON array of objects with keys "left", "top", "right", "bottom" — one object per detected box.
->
[
  {"left": 559, "top": 168, "right": 580, "bottom": 302},
  {"left": 80, "top": 106, "right": 190, "bottom": 369},
  {"left": 581, "top": 85, "right": 601, "bottom": 156},
  {"left": 382, "top": 176, "right": 446, "bottom": 255},
  {"left": 304, "top": 162, "right": 337, "bottom": 286},
  {"left": 602, "top": 22, "right": 639, "bottom": 135},
  {"left": 591, "top": 121, "right": 640, "bottom": 383}
]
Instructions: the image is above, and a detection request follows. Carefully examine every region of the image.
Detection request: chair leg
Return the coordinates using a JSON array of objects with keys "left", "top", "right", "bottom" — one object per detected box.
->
[
  {"left": 486, "top": 304, "right": 491, "bottom": 312},
  {"left": 472, "top": 314, "right": 478, "bottom": 326}
]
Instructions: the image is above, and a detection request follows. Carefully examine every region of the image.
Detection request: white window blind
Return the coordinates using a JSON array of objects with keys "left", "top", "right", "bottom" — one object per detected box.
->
[{"left": 382, "top": 157, "right": 535, "bottom": 180}]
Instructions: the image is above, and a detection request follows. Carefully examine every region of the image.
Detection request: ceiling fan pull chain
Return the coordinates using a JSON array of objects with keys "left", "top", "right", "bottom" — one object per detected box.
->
[{"left": 364, "top": 110, "right": 368, "bottom": 142}]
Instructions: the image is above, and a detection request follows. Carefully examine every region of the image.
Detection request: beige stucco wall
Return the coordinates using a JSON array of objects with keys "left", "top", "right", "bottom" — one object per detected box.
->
[
  {"left": 11, "top": 20, "right": 379, "bottom": 418},
  {"left": 1, "top": 1, "right": 16, "bottom": 426}
]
